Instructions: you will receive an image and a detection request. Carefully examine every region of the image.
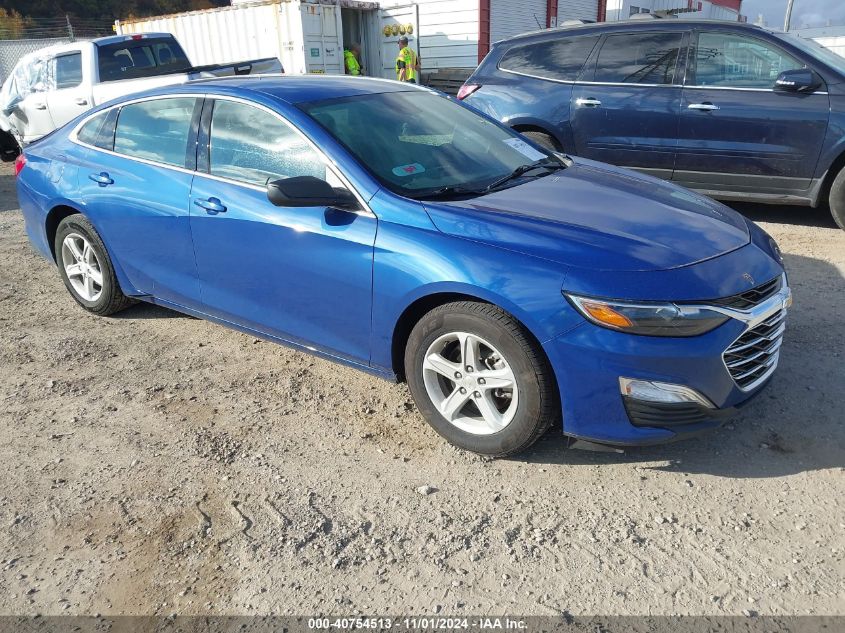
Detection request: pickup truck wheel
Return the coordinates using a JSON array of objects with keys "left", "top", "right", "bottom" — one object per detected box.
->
[
  {"left": 55, "top": 214, "right": 133, "bottom": 316},
  {"left": 405, "top": 302, "right": 558, "bottom": 457},
  {"left": 830, "top": 167, "right": 845, "bottom": 230},
  {"left": 519, "top": 130, "right": 561, "bottom": 152}
]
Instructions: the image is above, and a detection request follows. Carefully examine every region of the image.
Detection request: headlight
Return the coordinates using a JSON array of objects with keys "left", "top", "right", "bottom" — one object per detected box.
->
[
  {"left": 565, "top": 294, "right": 729, "bottom": 337},
  {"left": 769, "top": 237, "right": 784, "bottom": 265}
]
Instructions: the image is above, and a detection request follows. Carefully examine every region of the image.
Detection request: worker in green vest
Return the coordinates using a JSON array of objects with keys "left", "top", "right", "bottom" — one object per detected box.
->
[
  {"left": 344, "top": 43, "right": 363, "bottom": 76},
  {"left": 395, "top": 36, "right": 420, "bottom": 83}
]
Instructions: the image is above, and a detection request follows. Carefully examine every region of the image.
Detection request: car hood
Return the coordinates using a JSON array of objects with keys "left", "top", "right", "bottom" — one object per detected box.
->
[{"left": 422, "top": 158, "right": 750, "bottom": 272}]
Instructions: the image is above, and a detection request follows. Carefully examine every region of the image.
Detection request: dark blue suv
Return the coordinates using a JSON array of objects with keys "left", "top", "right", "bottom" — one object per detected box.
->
[{"left": 459, "top": 20, "right": 845, "bottom": 229}]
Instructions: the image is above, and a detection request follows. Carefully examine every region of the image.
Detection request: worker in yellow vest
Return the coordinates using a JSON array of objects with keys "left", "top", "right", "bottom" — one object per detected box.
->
[
  {"left": 344, "top": 43, "right": 363, "bottom": 76},
  {"left": 395, "top": 36, "right": 420, "bottom": 83}
]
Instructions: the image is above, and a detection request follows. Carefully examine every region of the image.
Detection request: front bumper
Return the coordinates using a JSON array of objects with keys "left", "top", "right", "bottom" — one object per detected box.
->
[{"left": 543, "top": 278, "right": 790, "bottom": 445}]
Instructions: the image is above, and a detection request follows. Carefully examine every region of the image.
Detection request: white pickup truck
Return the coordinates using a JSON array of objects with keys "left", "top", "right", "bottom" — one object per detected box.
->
[{"left": 0, "top": 32, "right": 282, "bottom": 157}]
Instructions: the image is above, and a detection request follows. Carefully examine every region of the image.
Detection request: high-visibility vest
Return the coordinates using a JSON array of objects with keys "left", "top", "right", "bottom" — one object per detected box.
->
[
  {"left": 395, "top": 46, "right": 418, "bottom": 81},
  {"left": 344, "top": 49, "right": 361, "bottom": 75}
]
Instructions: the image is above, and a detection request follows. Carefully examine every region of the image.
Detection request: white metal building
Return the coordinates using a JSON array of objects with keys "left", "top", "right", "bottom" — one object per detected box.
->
[
  {"left": 793, "top": 26, "right": 845, "bottom": 59},
  {"left": 604, "top": 0, "right": 742, "bottom": 22},
  {"left": 116, "top": 0, "right": 606, "bottom": 78}
]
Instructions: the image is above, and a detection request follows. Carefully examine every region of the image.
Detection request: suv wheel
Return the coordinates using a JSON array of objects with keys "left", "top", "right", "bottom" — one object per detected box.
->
[
  {"left": 829, "top": 167, "right": 845, "bottom": 230},
  {"left": 55, "top": 214, "right": 133, "bottom": 316},
  {"left": 405, "top": 302, "right": 558, "bottom": 456}
]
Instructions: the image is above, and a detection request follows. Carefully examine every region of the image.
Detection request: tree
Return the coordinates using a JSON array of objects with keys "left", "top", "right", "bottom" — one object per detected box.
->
[{"left": 0, "top": 9, "right": 34, "bottom": 39}]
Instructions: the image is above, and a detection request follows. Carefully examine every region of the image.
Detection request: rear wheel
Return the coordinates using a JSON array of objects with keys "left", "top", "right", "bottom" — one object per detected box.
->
[
  {"left": 519, "top": 130, "right": 561, "bottom": 152},
  {"left": 405, "top": 302, "right": 558, "bottom": 456},
  {"left": 829, "top": 166, "right": 845, "bottom": 230},
  {"left": 55, "top": 214, "right": 133, "bottom": 316}
]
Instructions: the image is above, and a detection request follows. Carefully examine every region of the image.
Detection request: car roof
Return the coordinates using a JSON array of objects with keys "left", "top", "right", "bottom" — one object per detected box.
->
[
  {"left": 497, "top": 18, "right": 774, "bottom": 46},
  {"left": 164, "top": 75, "right": 424, "bottom": 104}
]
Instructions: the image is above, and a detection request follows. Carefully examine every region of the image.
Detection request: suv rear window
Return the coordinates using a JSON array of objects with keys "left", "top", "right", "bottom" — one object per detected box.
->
[
  {"left": 96, "top": 38, "right": 190, "bottom": 82},
  {"left": 593, "top": 32, "right": 685, "bottom": 84},
  {"left": 499, "top": 36, "right": 599, "bottom": 81}
]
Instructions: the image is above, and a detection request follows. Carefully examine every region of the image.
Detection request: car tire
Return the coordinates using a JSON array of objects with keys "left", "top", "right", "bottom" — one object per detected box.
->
[
  {"left": 829, "top": 167, "right": 845, "bottom": 231},
  {"left": 520, "top": 130, "right": 561, "bottom": 152},
  {"left": 405, "top": 301, "right": 559, "bottom": 456},
  {"left": 54, "top": 214, "right": 133, "bottom": 316}
]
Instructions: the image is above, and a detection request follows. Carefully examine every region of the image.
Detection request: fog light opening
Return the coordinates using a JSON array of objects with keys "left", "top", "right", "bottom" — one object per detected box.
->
[{"left": 619, "top": 377, "right": 714, "bottom": 408}]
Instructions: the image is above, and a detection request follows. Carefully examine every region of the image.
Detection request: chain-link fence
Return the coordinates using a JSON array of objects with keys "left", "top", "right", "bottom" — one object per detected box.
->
[{"left": 0, "top": 37, "right": 76, "bottom": 85}]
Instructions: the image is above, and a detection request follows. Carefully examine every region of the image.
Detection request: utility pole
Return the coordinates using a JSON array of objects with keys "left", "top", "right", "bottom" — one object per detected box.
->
[
  {"left": 66, "top": 14, "right": 75, "bottom": 41},
  {"left": 783, "top": 0, "right": 795, "bottom": 32}
]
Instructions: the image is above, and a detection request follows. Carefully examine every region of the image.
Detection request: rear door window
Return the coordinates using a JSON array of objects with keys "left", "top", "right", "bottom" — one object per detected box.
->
[
  {"left": 691, "top": 32, "right": 803, "bottom": 88},
  {"left": 53, "top": 53, "right": 83, "bottom": 89},
  {"left": 593, "top": 32, "right": 685, "bottom": 84},
  {"left": 113, "top": 97, "right": 197, "bottom": 167},
  {"left": 498, "top": 36, "right": 600, "bottom": 81}
]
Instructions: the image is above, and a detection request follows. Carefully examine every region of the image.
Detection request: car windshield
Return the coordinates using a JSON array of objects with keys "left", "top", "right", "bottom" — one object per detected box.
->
[
  {"left": 775, "top": 32, "right": 845, "bottom": 75},
  {"left": 299, "top": 90, "right": 561, "bottom": 199}
]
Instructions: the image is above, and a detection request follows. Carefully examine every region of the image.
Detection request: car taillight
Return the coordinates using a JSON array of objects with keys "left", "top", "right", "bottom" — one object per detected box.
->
[
  {"left": 14, "top": 153, "right": 26, "bottom": 177},
  {"left": 456, "top": 83, "right": 481, "bottom": 100}
]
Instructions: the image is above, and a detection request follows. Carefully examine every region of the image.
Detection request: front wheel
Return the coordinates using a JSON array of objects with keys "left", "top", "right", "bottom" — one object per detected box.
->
[
  {"left": 829, "top": 166, "right": 845, "bottom": 231},
  {"left": 405, "top": 302, "right": 559, "bottom": 456}
]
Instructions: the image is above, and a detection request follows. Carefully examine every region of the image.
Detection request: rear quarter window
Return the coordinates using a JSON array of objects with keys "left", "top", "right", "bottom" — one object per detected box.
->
[{"left": 498, "top": 36, "right": 600, "bottom": 81}]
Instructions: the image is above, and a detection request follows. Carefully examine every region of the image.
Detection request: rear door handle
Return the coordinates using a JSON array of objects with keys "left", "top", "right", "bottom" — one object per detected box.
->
[
  {"left": 688, "top": 102, "right": 720, "bottom": 111},
  {"left": 194, "top": 197, "right": 227, "bottom": 214},
  {"left": 34, "top": 103, "right": 47, "bottom": 110},
  {"left": 74, "top": 97, "right": 89, "bottom": 106},
  {"left": 576, "top": 97, "right": 602, "bottom": 107},
  {"left": 88, "top": 172, "right": 114, "bottom": 186}
]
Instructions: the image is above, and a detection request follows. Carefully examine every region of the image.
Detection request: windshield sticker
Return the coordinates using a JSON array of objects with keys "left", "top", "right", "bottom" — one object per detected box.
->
[
  {"left": 502, "top": 138, "right": 546, "bottom": 162},
  {"left": 392, "top": 163, "right": 426, "bottom": 177}
]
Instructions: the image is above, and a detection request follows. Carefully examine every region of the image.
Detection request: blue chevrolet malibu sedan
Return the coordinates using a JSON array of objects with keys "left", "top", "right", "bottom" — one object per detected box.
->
[{"left": 15, "top": 76, "right": 791, "bottom": 456}]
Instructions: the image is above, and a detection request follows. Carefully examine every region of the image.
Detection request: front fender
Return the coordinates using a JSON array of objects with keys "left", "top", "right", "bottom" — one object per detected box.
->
[{"left": 369, "top": 219, "right": 581, "bottom": 372}]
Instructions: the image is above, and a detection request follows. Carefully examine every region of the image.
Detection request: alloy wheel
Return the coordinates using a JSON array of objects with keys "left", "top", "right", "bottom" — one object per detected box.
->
[
  {"left": 61, "top": 233, "right": 103, "bottom": 302},
  {"left": 421, "top": 331, "right": 519, "bottom": 435}
]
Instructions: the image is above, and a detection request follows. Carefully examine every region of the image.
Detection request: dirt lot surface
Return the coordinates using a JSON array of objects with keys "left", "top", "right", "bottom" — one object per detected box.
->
[{"left": 0, "top": 161, "right": 843, "bottom": 617}]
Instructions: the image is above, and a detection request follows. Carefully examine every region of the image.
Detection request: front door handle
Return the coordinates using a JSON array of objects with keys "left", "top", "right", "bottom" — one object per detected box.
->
[
  {"left": 194, "top": 197, "right": 227, "bottom": 214},
  {"left": 688, "top": 102, "right": 720, "bottom": 111},
  {"left": 74, "top": 97, "right": 89, "bottom": 106},
  {"left": 88, "top": 172, "right": 114, "bottom": 186},
  {"left": 576, "top": 97, "right": 602, "bottom": 107},
  {"left": 34, "top": 103, "right": 47, "bottom": 110}
]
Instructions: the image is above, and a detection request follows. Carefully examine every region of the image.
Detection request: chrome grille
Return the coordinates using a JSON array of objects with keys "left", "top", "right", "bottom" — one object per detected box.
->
[{"left": 723, "top": 308, "right": 786, "bottom": 391}]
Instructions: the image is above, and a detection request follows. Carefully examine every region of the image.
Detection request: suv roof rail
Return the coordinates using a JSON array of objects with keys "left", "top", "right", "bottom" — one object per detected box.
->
[{"left": 560, "top": 19, "right": 587, "bottom": 27}]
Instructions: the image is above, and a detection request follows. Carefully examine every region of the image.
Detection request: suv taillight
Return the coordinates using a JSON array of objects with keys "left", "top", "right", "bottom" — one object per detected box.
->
[
  {"left": 14, "top": 153, "right": 26, "bottom": 177},
  {"left": 457, "top": 83, "right": 481, "bottom": 100}
]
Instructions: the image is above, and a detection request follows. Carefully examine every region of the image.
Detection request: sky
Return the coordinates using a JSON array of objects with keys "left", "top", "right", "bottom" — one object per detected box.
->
[{"left": 741, "top": 0, "right": 845, "bottom": 29}]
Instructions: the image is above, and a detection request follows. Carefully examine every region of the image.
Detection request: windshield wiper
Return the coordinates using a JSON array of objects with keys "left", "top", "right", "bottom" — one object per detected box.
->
[
  {"left": 416, "top": 185, "right": 487, "bottom": 200},
  {"left": 483, "top": 158, "right": 566, "bottom": 193}
]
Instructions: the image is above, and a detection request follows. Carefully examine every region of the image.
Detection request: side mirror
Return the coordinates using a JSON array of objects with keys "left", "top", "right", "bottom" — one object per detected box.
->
[
  {"left": 266, "top": 176, "right": 358, "bottom": 210},
  {"left": 774, "top": 68, "right": 822, "bottom": 93}
]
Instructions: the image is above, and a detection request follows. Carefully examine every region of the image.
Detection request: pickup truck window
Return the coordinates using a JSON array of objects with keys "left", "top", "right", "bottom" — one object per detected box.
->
[
  {"left": 97, "top": 38, "right": 191, "bottom": 82},
  {"left": 114, "top": 97, "right": 197, "bottom": 167},
  {"left": 594, "top": 32, "right": 684, "bottom": 85},
  {"left": 498, "top": 36, "right": 600, "bottom": 82},
  {"left": 692, "top": 33, "right": 803, "bottom": 89},
  {"left": 53, "top": 53, "right": 82, "bottom": 90}
]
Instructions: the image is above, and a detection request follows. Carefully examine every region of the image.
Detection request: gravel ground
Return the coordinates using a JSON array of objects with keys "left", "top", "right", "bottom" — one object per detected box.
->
[{"left": 0, "top": 161, "right": 843, "bottom": 617}]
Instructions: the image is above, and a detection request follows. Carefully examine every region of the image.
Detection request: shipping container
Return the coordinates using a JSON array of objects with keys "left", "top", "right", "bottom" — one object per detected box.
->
[{"left": 114, "top": 0, "right": 615, "bottom": 90}]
